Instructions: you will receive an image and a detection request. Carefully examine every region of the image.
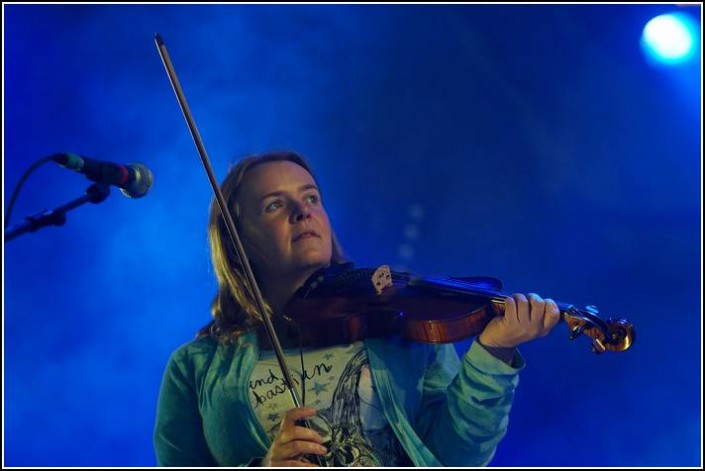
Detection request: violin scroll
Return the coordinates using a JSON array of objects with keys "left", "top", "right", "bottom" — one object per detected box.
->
[{"left": 563, "top": 305, "right": 635, "bottom": 354}]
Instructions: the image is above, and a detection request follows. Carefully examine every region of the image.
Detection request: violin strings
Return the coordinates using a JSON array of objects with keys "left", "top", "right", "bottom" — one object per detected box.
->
[{"left": 393, "top": 270, "right": 507, "bottom": 303}]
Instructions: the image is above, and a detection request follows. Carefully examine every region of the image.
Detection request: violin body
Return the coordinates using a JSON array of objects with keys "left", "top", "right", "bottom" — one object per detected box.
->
[
  {"left": 283, "top": 263, "right": 635, "bottom": 353},
  {"left": 283, "top": 282, "right": 495, "bottom": 347}
]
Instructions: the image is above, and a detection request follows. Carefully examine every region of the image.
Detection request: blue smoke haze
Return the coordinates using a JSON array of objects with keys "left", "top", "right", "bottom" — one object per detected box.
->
[{"left": 3, "top": 4, "right": 701, "bottom": 467}]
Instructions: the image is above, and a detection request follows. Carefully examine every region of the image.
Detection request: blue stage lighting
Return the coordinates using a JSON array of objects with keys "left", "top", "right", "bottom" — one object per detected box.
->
[{"left": 641, "top": 12, "right": 699, "bottom": 66}]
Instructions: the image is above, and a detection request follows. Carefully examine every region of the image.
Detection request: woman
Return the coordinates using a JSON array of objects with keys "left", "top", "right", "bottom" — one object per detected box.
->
[{"left": 153, "top": 150, "right": 560, "bottom": 467}]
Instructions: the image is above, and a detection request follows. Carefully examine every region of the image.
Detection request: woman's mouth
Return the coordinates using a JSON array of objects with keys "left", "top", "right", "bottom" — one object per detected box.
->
[{"left": 292, "top": 231, "right": 320, "bottom": 242}]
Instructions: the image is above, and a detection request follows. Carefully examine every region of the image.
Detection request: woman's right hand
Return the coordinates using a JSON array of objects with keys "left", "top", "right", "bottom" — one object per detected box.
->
[{"left": 261, "top": 407, "right": 328, "bottom": 467}]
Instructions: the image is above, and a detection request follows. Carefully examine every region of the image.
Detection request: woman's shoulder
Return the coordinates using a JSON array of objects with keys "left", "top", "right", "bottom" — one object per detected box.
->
[
  {"left": 168, "top": 331, "right": 257, "bottom": 369},
  {"left": 165, "top": 336, "right": 218, "bottom": 370},
  {"left": 173, "top": 335, "right": 219, "bottom": 355}
]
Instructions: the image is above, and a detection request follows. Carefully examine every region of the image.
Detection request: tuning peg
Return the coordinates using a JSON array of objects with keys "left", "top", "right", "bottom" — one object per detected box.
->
[
  {"left": 569, "top": 324, "right": 585, "bottom": 340},
  {"left": 591, "top": 338, "right": 606, "bottom": 354}
]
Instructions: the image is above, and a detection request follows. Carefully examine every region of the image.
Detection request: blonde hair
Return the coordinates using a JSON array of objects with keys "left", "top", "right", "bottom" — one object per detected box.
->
[{"left": 197, "top": 150, "right": 346, "bottom": 343}]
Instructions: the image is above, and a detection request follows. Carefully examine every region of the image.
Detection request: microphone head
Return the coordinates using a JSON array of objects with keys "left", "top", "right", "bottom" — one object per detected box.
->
[{"left": 121, "top": 163, "right": 154, "bottom": 198}]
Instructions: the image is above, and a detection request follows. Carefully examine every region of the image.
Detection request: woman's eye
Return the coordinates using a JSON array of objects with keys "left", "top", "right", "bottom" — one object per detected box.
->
[
  {"left": 265, "top": 201, "right": 283, "bottom": 212},
  {"left": 305, "top": 194, "right": 320, "bottom": 205}
]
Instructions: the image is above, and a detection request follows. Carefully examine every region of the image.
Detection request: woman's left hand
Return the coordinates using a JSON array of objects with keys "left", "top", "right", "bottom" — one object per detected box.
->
[{"left": 478, "top": 293, "right": 561, "bottom": 349}]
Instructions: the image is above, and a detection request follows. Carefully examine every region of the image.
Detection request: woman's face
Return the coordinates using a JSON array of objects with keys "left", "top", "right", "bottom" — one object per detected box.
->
[{"left": 236, "top": 161, "right": 333, "bottom": 284}]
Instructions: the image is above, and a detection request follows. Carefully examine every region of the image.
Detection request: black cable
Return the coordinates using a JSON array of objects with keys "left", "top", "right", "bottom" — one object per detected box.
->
[
  {"left": 4, "top": 156, "right": 55, "bottom": 229},
  {"left": 299, "top": 334, "right": 306, "bottom": 407}
]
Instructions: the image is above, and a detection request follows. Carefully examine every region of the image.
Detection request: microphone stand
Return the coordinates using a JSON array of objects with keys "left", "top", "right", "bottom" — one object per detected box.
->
[{"left": 4, "top": 183, "right": 111, "bottom": 242}]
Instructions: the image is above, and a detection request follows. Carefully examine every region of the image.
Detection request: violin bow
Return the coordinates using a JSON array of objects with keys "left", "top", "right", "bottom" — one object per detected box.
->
[{"left": 153, "top": 34, "right": 323, "bottom": 464}]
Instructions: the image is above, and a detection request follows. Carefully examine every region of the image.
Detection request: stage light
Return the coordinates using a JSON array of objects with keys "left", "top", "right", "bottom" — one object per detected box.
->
[{"left": 641, "top": 12, "right": 699, "bottom": 66}]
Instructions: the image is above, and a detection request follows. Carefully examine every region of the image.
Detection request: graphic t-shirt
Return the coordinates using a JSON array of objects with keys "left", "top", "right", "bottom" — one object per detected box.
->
[{"left": 249, "top": 341, "right": 413, "bottom": 466}]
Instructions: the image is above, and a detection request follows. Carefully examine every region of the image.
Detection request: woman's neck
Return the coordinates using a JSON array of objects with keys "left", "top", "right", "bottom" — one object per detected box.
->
[
  {"left": 254, "top": 264, "right": 329, "bottom": 349},
  {"left": 260, "top": 267, "right": 320, "bottom": 315}
]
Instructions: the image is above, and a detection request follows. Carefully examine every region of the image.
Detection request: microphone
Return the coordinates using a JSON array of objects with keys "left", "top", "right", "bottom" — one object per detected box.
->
[{"left": 51, "top": 153, "right": 154, "bottom": 198}]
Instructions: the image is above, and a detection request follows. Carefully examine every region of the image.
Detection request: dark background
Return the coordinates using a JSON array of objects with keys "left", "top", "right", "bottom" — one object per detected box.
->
[{"left": 3, "top": 4, "right": 701, "bottom": 467}]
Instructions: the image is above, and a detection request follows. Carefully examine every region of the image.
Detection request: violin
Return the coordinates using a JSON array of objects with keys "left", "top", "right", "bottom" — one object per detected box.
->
[{"left": 283, "top": 263, "right": 635, "bottom": 354}]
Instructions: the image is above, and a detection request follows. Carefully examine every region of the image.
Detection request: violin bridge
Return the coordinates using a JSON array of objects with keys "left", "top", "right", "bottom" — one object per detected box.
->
[{"left": 371, "top": 265, "right": 393, "bottom": 295}]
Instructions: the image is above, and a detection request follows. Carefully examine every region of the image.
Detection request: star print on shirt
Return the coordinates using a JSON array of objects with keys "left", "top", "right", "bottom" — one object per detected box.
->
[
  {"left": 267, "top": 413, "right": 280, "bottom": 423},
  {"left": 324, "top": 353, "right": 334, "bottom": 360},
  {"left": 310, "top": 382, "right": 329, "bottom": 396}
]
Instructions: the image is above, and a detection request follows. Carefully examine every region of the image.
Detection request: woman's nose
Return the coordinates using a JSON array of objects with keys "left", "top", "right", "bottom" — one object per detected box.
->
[{"left": 291, "top": 202, "right": 312, "bottom": 222}]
